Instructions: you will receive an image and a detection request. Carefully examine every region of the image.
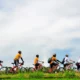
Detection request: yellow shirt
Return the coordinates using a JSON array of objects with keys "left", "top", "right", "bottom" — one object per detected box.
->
[
  {"left": 50, "top": 56, "right": 56, "bottom": 64},
  {"left": 34, "top": 57, "right": 39, "bottom": 64},
  {"left": 14, "top": 53, "right": 22, "bottom": 60}
]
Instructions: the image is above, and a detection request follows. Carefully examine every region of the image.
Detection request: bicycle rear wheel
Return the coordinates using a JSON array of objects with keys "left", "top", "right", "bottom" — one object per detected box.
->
[{"left": 6, "top": 67, "right": 14, "bottom": 74}]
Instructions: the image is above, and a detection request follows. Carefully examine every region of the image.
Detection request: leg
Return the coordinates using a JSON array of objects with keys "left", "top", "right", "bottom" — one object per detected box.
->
[
  {"left": 77, "top": 65, "right": 80, "bottom": 70},
  {"left": 52, "top": 64, "right": 59, "bottom": 72},
  {"left": 35, "top": 63, "right": 42, "bottom": 70},
  {"left": 67, "top": 63, "right": 72, "bottom": 70},
  {"left": 64, "top": 64, "right": 68, "bottom": 70},
  {"left": 35, "top": 63, "right": 39, "bottom": 70},
  {"left": 38, "top": 63, "right": 42, "bottom": 69},
  {"left": 13, "top": 60, "right": 19, "bottom": 73},
  {"left": 49, "top": 64, "right": 53, "bottom": 73}
]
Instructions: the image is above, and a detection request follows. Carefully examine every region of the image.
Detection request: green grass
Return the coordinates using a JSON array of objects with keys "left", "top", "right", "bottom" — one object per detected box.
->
[
  {"left": 0, "top": 71, "right": 80, "bottom": 80},
  {"left": 0, "top": 78, "right": 80, "bottom": 80}
]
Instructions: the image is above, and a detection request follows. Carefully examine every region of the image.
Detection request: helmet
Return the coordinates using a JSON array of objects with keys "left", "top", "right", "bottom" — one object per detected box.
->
[
  {"left": 53, "top": 53, "right": 56, "bottom": 57},
  {"left": 18, "top": 51, "right": 22, "bottom": 54},
  {"left": 36, "top": 54, "right": 39, "bottom": 57},
  {"left": 66, "top": 54, "right": 68, "bottom": 57}
]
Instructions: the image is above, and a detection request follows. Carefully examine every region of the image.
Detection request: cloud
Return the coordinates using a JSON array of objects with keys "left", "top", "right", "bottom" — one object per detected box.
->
[{"left": 0, "top": 0, "right": 80, "bottom": 66}]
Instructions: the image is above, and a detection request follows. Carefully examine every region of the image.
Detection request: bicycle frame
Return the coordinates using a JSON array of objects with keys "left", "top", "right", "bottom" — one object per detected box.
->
[
  {"left": 34, "top": 61, "right": 44, "bottom": 70},
  {"left": 60, "top": 61, "right": 77, "bottom": 71},
  {"left": 6, "top": 62, "right": 26, "bottom": 74},
  {"left": 12, "top": 63, "right": 23, "bottom": 71}
]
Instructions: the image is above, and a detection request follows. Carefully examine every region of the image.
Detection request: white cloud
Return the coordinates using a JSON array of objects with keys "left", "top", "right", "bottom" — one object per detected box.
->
[{"left": 0, "top": 0, "right": 80, "bottom": 66}]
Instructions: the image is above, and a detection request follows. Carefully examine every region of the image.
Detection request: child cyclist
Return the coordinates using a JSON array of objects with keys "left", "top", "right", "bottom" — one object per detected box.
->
[{"left": 34, "top": 54, "right": 44, "bottom": 70}]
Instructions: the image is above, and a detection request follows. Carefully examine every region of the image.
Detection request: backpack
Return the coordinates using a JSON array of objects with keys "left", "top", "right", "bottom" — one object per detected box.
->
[
  {"left": 48, "top": 57, "right": 52, "bottom": 63},
  {"left": 62, "top": 58, "right": 65, "bottom": 64}
]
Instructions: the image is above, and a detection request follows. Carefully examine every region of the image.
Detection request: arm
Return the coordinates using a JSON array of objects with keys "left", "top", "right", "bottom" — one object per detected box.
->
[
  {"left": 21, "top": 57, "right": 24, "bottom": 62},
  {"left": 38, "top": 61, "right": 44, "bottom": 63},
  {"left": 56, "top": 59, "right": 62, "bottom": 63}
]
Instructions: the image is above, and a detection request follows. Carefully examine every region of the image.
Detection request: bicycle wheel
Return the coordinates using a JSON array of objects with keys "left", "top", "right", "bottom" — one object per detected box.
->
[
  {"left": 20, "top": 67, "right": 27, "bottom": 73},
  {"left": 6, "top": 67, "right": 12, "bottom": 74},
  {"left": 25, "top": 67, "right": 29, "bottom": 72},
  {"left": 28, "top": 67, "right": 34, "bottom": 72},
  {"left": 0, "top": 67, "right": 7, "bottom": 74},
  {"left": 41, "top": 66, "right": 48, "bottom": 72},
  {"left": 58, "top": 67, "right": 64, "bottom": 72},
  {"left": 73, "top": 67, "right": 77, "bottom": 71}
]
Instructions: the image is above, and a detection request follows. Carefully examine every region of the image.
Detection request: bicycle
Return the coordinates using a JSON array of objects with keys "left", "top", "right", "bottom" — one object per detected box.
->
[
  {"left": 0, "top": 60, "right": 7, "bottom": 74},
  {"left": 52, "top": 61, "right": 65, "bottom": 73},
  {"left": 28, "top": 61, "right": 48, "bottom": 72},
  {"left": 6, "top": 62, "right": 27, "bottom": 74},
  {"left": 37, "top": 62, "right": 49, "bottom": 72},
  {"left": 58, "top": 61, "right": 77, "bottom": 72},
  {"left": 48, "top": 60, "right": 65, "bottom": 73}
]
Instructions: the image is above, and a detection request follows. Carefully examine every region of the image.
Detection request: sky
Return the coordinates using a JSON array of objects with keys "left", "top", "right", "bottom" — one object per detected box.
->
[{"left": 0, "top": 0, "right": 80, "bottom": 67}]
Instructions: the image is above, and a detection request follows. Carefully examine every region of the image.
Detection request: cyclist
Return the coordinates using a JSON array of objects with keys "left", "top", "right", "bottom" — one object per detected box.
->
[
  {"left": 0, "top": 60, "right": 3, "bottom": 66},
  {"left": 11, "top": 51, "right": 24, "bottom": 72},
  {"left": 64, "top": 54, "right": 73, "bottom": 70},
  {"left": 34, "top": 54, "right": 43, "bottom": 70},
  {"left": 0, "top": 60, "right": 3, "bottom": 63},
  {"left": 76, "top": 57, "right": 80, "bottom": 71},
  {"left": 49, "top": 53, "right": 59, "bottom": 73}
]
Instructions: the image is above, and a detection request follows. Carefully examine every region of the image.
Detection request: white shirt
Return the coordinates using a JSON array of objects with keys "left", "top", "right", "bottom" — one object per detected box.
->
[
  {"left": 64, "top": 57, "right": 70, "bottom": 64},
  {"left": 78, "top": 59, "right": 80, "bottom": 63}
]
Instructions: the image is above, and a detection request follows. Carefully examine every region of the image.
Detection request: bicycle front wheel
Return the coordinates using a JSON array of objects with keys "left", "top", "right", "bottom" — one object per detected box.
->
[
  {"left": 58, "top": 67, "right": 64, "bottom": 72},
  {"left": 20, "top": 67, "right": 27, "bottom": 73},
  {"left": 0, "top": 67, "right": 7, "bottom": 74}
]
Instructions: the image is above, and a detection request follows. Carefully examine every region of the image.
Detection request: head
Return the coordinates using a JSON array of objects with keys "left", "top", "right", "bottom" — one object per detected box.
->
[
  {"left": 53, "top": 53, "right": 56, "bottom": 57},
  {"left": 65, "top": 54, "right": 68, "bottom": 57},
  {"left": 36, "top": 54, "right": 39, "bottom": 58},
  {"left": 18, "top": 51, "right": 22, "bottom": 54}
]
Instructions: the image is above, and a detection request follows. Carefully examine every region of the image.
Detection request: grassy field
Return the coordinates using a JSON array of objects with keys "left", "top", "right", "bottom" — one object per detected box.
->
[
  {"left": 0, "top": 71, "right": 80, "bottom": 80},
  {"left": 0, "top": 78, "right": 80, "bottom": 80}
]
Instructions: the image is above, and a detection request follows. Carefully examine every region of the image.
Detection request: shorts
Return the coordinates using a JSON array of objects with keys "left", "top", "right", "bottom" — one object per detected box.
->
[
  {"left": 76, "top": 63, "right": 80, "bottom": 66},
  {"left": 35, "top": 63, "right": 40, "bottom": 69},
  {"left": 14, "top": 60, "right": 19, "bottom": 66},
  {"left": 64, "top": 63, "right": 71, "bottom": 67},
  {"left": 50, "top": 62, "right": 58, "bottom": 68},
  {"left": 76, "top": 63, "right": 80, "bottom": 70}
]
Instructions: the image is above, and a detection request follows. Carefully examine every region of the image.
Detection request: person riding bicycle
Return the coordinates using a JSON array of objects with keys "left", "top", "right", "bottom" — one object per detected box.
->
[
  {"left": 34, "top": 54, "right": 43, "bottom": 70},
  {"left": 0, "top": 60, "right": 3, "bottom": 66},
  {"left": 76, "top": 57, "right": 80, "bottom": 71},
  {"left": 0, "top": 60, "right": 3, "bottom": 63},
  {"left": 11, "top": 51, "right": 24, "bottom": 72},
  {"left": 64, "top": 54, "right": 73, "bottom": 70},
  {"left": 49, "top": 53, "right": 59, "bottom": 73}
]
